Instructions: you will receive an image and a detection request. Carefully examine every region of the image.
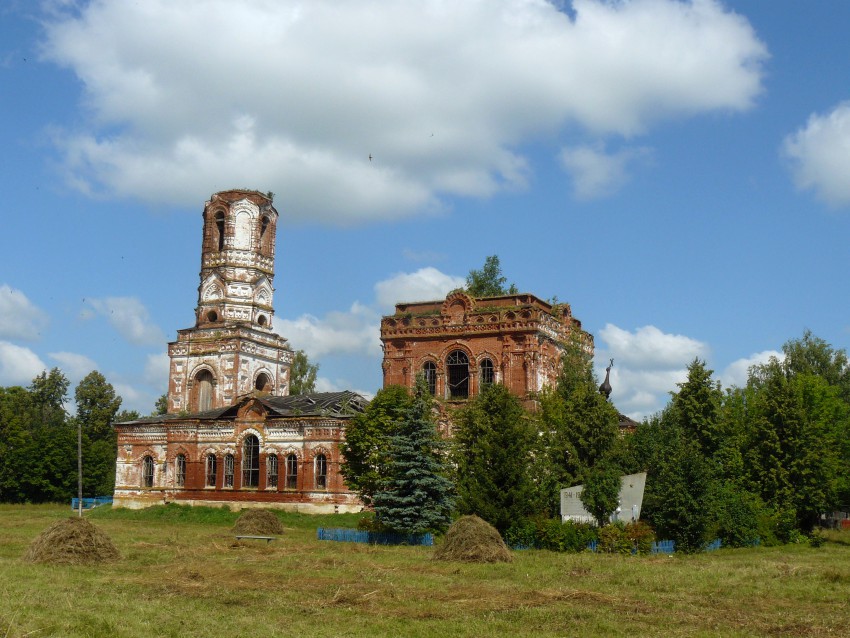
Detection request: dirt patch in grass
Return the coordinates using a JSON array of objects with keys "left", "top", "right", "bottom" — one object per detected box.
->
[
  {"left": 23, "top": 516, "right": 120, "bottom": 565},
  {"left": 232, "top": 510, "right": 284, "bottom": 536},
  {"left": 433, "top": 515, "right": 512, "bottom": 563}
]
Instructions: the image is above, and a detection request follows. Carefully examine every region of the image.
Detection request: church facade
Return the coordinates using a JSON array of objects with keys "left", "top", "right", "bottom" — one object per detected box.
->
[
  {"left": 113, "top": 190, "right": 366, "bottom": 512},
  {"left": 380, "top": 290, "right": 593, "bottom": 429}
]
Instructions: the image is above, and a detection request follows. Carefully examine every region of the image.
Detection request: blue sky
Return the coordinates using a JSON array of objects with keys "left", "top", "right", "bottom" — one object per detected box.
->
[{"left": 1, "top": 0, "right": 849, "bottom": 418}]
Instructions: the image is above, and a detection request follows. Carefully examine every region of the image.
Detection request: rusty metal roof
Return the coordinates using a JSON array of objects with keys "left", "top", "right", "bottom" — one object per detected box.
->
[{"left": 115, "top": 390, "right": 369, "bottom": 425}]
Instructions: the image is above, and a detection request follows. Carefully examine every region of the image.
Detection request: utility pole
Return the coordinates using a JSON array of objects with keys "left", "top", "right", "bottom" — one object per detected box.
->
[{"left": 77, "top": 418, "right": 83, "bottom": 518}]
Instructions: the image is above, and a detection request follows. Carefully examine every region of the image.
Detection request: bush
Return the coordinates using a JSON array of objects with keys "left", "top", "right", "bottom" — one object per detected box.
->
[
  {"left": 504, "top": 517, "right": 537, "bottom": 549},
  {"left": 504, "top": 517, "right": 597, "bottom": 552},
  {"left": 710, "top": 487, "right": 763, "bottom": 548},
  {"left": 808, "top": 529, "right": 825, "bottom": 548},
  {"left": 598, "top": 522, "right": 632, "bottom": 554},
  {"left": 625, "top": 520, "right": 656, "bottom": 554}
]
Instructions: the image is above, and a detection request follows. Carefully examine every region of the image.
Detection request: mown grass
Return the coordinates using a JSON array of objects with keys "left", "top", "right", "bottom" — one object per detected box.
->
[{"left": 1, "top": 503, "right": 848, "bottom": 637}]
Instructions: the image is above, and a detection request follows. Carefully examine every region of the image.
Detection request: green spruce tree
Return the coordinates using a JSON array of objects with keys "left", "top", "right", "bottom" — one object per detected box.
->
[{"left": 373, "top": 376, "right": 454, "bottom": 534}]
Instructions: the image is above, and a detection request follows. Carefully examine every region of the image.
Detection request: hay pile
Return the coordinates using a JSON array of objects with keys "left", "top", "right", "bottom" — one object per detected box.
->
[
  {"left": 24, "top": 516, "right": 119, "bottom": 565},
  {"left": 433, "top": 515, "right": 513, "bottom": 563},
  {"left": 232, "top": 509, "right": 284, "bottom": 536}
]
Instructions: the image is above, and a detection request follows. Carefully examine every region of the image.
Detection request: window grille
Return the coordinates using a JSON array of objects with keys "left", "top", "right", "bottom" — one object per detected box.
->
[
  {"left": 423, "top": 361, "right": 437, "bottom": 395},
  {"left": 315, "top": 454, "right": 328, "bottom": 490},
  {"left": 224, "top": 454, "right": 234, "bottom": 488},
  {"left": 286, "top": 454, "right": 298, "bottom": 489},
  {"left": 206, "top": 454, "right": 217, "bottom": 487},
  {"left": 142, "top": 456, "right": 154, "bottom": 488},
  {"left": 267, "top": 453, "right": 278, "bottom": 488},
  {"left": 242, "top": 435, "right": 260, "bottom": 488},
  {"left": 446, "top": 350, "right": 470, "bottom": 399},
  {"left": 175, "top": 454, "right": 186, "bottom": 488},
  {"left": 480, "top": 358, "right": 495, "bottom": 386}
]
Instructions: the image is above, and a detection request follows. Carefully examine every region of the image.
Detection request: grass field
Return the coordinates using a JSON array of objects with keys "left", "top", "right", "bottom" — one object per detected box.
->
[{"left": 1, "top": 504, "right": 848, "bottom": 637}]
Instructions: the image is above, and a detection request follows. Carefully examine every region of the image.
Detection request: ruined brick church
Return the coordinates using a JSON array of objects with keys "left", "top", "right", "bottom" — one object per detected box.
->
[
  {"left": 113, "top": 188, "right": 607, "bottom": 512},
  {"left": 113, "top": 190, "right": 368, "bottom": 512},
  {"left": 380, "top": 290, "right": 593, "bottom": 433}
]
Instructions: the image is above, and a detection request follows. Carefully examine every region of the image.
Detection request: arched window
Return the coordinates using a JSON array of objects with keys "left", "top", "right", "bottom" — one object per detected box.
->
[
  {"left": 315, "top": 454, "right": 328, "bottom": 490},
  {"left": 194, "top": 370, "right": 214, "bottom": 412},
  {"left": 142, "top": 455, "right": 154, "bottom": 488},
  {"left": 215, "top": 211, "right": 225, "bottom": 251},
  {"left": 480, "top": 358, "right": 495, "bottom": 387},
  {"left": 285, "top": 454, "right": 298, "bottom": 489},
  {"left": 255, "top": 372, "right": 270, "bottom": 392},
  {"left": 446, "top": 350, "right": 470, "bottom": 399},
  {"left": 242, "top": 435, "right": 260, "bottom": 488},
  {"left": 205, "top": 454, "right": 217, "bottom": 487},
  {"left": 267, "top": 453, "right": 278, "bottom": 488},
  {"left": 423, "top": 361, "right": 437, "bottom": 395},
  {"left": 260, "top": 215, "right": 269, "bottom": 239},
  {"left": 224, "top": 454, "right": 235, "bottom": 488},
  {"left": 175, "top": 454, "right": 186, "bottom": 488}
]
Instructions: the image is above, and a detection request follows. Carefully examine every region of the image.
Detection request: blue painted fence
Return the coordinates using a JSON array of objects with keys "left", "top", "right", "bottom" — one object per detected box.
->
[
  {"left": 71, "top": 496, "right": 113, "bottom": 510},
  {"left": 317, "top": 527, "right": 433, "bottom": 546},
  {"left": 651, "top": 539, "right": 676, "bottom": 554},
  {"left": 704, "top": 538, "right": 722, "bottom": 552}
]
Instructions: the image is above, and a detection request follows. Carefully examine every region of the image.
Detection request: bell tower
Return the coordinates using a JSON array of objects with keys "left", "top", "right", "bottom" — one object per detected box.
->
[{"left": 167, "top": 189, "right": 293, "bottom": 413}]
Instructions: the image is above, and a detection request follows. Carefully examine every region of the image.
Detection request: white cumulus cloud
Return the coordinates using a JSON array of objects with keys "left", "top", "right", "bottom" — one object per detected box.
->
[
  {"left": 48, "top": 351, "right": 98, "bottom": 384},
  {"left": 86, "top": 297, "right": 165, "bottom": 346},
  {"left": 596, "top": 323, "right": 710, "bottom": 419},
  {"left": 783, "top": 101, "right": 850, "bottom": 208},
  {"left": 719, "top": 349, "right": 783, "bottom": 389},
  {"left": 0, "top": 284, "right": 49, "bottom": 341},
  {"left": 143, "top": 352, "right": 170, "bottom": 390},
  {"left": 40, "top": 0, "right": 766, "bottom": 221},
  {"left": 559, "top": 143, "right": 652, "bottom": 200},
  {"left": 0, "top": 341, "right": 47, "bottom": 386},
  {"left": 276, "top": 302, "right": 382, "bottom": 359},
  {"left": 374, "top": 267, "right": 465, "bottom": 310}
]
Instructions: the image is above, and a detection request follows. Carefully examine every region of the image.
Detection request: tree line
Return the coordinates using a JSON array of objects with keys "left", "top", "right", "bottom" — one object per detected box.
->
[
  {"left": 0, "top": 369, "right": 132, "bottom": 503},
  {"left": 341, "top": 331, "right": 850, "bottom": 550}
]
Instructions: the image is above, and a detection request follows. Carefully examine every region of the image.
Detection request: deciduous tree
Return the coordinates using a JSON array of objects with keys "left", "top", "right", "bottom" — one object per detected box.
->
[
  {"left": 289, "top": 350, "right": 319, "bottom": 395},
  {"left": 454, "top": 382, "right": 536, "bottom": 533},
  {"left": 464, "top": 255, "right": 518, "bottom": 297},
  {"left": 340, "top": 385, "right": 411, "bottom": 505}
]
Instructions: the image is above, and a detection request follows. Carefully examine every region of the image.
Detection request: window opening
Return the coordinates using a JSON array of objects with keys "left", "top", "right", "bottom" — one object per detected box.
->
[
  {"left": 175, "top": 454, "right": 186, "bottom": 488},
  {"left": 215, "top": 211, "right": 225, "bottom": 251},
  {"left": 480, "top": 358, "right": 495, "bottom": 386},
  {"left": 255, "top": 372, "right": 270, "bottom": 392},
  {"left": 194, "top": 370, "right": 214, "bottom": 412},
  {"left": 267, "top": 453, "right": 278, "bottom": 488},
  {"left": 224, "top": 454, "right": 234, "bottom": 488},
  {"left": 447, "top": 350, "right": 470, "bottom": 399},
  {"left": 206, "top": 454, "right": 217, "bottom": 487},
  {"left": 261, "top": 215, "right": 269, "bottom": 238},
  {"left": 423, "top": 361, "right": 437, "bottom": 395},
  {"left": 142, "top": 455, "right": 154, "bottom": 488},
  {"left": 315, "top": 454, "right": 327, "bottom": 490},
  {"left": 242, "top": 435, "right": 260, "bottom": 488},
  {"left": 285, "top": 454, "right": 298, "bottom": 489}
]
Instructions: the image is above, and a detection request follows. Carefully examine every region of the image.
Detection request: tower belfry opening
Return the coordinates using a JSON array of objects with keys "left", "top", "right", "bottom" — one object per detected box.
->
[{"left": 166, "top": 190, "right": 293, "bottom": 413}]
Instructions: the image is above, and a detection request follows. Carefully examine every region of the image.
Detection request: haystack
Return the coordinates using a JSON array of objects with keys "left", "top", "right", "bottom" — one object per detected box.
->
[
  {"left": 433, "top": 515, "right": 513, "bottom": 563},
  {"left": 24, "top": 516, "right": 119, "bottom": 565},
  {"left": 232, "top": 509, "right": 284, "bottom": 536}
]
